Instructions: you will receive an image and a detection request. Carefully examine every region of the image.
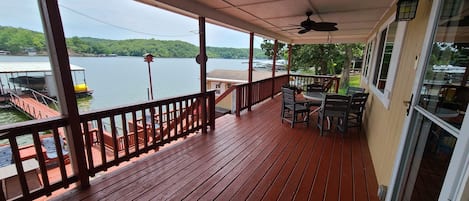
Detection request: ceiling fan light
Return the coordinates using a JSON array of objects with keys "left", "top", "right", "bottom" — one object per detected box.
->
[{"left": 396, "top": 0, "right": 419, "bottom": 21}]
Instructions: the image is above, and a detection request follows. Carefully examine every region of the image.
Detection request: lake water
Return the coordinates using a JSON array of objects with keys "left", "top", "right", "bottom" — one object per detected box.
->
[
  {"left": 0, "top": 56, "right": 254, "bottom": 145},
  {"left": 1, "top": 56, "right": 251, "bottom": 107},
  {"left": 0, "top": 56, "right": 251, "bottom": 124}
]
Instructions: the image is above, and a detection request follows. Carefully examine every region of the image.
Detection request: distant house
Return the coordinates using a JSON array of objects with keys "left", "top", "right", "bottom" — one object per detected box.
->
[
  {"left": 25, "top": 47, "right": 37, "bottom": 56},
  {"left": 207, "top": 69, "right": 286, "bottom": 111}
]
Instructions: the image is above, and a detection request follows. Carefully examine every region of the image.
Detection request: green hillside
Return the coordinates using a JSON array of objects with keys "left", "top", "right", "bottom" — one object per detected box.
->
[{"left": 0, "top": 26, "right": 267, "bottom": 59}]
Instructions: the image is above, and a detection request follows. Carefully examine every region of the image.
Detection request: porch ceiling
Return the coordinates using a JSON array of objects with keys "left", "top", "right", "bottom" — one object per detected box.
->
[{"left": 136, "top": 0, "right": 396, "bottom": 44}]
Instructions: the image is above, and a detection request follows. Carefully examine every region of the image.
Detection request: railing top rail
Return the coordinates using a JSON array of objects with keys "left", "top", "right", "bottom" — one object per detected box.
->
[
  {"left": 79, "top": 90, "right": 215, "bottom": 120},
  {"left": 0, "top": 116, "right": 66, "bottom": 138}
]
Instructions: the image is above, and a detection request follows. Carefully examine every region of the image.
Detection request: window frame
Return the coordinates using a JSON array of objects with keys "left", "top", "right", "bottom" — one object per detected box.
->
[
  {"left": 361, "top": 36, "right": 376, "bottom": 84},
  {"left": 369, "top": 14, "right": 407, "bottom": 109}
]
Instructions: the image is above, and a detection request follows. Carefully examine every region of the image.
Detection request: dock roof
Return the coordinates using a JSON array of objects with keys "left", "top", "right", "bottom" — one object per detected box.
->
[
  {"left": 207, "top": 69, "right": 287, "bottom": 83},
  {"left": 0, "top": 62, "right": 85, "bottom": 73}
]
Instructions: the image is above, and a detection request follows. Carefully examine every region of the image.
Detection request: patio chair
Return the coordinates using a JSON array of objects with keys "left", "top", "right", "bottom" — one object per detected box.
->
[
  {"left": 346, "top": 86, "right": 365, "bottom": 95},
  {"left": 304, "top": 83, "right": 324, "bottom": 112},
  {"left": 322, "top": 79, "right": 334, "bottom": 92},
  {"left": 0, "top": 145, "right": 12, "bottom": 168},
  {"left": 348, "top": 93, "right": 369, "bottom": 131},
  {"left": 40, "top": 136, "right": 70, "bottom": 166},
  {"left": 317, "top": 94, "right": 351, "bottom": 135},
  {"left": 306, "top": 83, "right": 324, "bottom": 92},
  {"left": 281, "top": 87, "right": 311, "bottom": 128}
]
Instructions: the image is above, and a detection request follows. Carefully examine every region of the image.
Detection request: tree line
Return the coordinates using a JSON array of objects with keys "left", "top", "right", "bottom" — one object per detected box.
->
[
  {"left": 260, "top": 40, "right": 364, "bottom": 88},
  {"left": 0, "top": 26, "right": 268, "bottom": 59}
]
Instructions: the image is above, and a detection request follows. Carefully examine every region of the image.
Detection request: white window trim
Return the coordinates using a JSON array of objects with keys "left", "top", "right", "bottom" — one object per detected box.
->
[
  {"left": 369, "top": 14, "right": 407, "bottom": 109},
  {"left": 361, "top": 35, "right": 377, "bottom": 85}
]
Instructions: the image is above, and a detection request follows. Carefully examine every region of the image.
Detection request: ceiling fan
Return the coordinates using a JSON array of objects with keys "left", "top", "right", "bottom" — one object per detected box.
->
[{"left": 287, "top": 11, "right": 338, "bottom": 34}]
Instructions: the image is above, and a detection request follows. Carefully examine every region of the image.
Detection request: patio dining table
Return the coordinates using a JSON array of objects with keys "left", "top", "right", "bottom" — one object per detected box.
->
[{"left": 302, "top": 91, "right": 325, "bottom": 114}]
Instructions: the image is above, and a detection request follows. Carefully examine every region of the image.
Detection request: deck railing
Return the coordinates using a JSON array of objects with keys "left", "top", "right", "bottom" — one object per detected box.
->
[
  {"left": 0, "top": 91, "right": 215, "bottom": 200},
  {"left": 234, "top": 74, "right": 340, "bottom": 116},
  {"left": 289, "top": 74, "right": 341, "bottom": 93}
]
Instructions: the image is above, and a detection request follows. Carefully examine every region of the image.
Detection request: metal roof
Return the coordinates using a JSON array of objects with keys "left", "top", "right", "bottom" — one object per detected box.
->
[
  {"left": 0, "top": 62, "right": 85, "bottom": 73},
  {"left": 207, "top": 69, "right": 287, "bottom": 83}
]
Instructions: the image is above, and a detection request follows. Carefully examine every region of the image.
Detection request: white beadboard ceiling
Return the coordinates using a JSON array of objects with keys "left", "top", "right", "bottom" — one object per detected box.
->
[{"left": 137, "top": 0, "right": 397, "bottom": 44}]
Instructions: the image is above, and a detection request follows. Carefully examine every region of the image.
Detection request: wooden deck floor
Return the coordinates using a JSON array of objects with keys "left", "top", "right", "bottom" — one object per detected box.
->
[{"left": 50, "top": 96, "right": 379, "bottom": 201}]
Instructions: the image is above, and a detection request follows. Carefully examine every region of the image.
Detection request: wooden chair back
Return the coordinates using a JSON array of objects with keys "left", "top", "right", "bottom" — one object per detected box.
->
[
  {"left": 346, "top": 87, "right": 365, "bottom": 95},
  {"left": 321, "top": 94, "right": 351, "bottom": 117},
  {"left": 306, "top": 84, "right": 323, "bottom": 92},
  {"left": 350, "top": 93, "right": 369, "bottom": 113}
]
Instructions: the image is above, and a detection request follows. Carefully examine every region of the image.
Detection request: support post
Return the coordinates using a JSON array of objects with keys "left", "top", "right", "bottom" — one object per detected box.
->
[
  {"left": 248, "top": 32, "right": 254, "bottom": 111},
  {"left": 287, "top": 44, "right": 292, "bottom": 75},
  {"left": 198, "top": 16, "right": 208, "bottom": 133},
  {"left": 38, "top": 0, "right": 89, "bottom": 188},
  {"left": 271, "top": 40, "right": 278, "bottom": 98}
]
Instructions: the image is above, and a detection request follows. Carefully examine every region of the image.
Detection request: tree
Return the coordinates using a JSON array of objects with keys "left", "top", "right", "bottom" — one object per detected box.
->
[
  {"left": 291, "top": 44, "right": 341, "bottom": 74},
  {"left": 260, "top": 39, "right": 287, "bottom": 59},
  {"left": 340, "top": 44, "right": 353, "bottom": 89}
]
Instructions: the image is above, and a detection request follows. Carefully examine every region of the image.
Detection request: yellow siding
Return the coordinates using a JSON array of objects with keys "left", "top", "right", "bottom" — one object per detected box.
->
[
  {"left": 362, "top": 0, "right": 432, "bottom": 186},
  {"left": 217, "top": 95, "right": 232, "bottom": 110},
  {"left": 207, "top": 80, "right": 234, "bottom": 110}
]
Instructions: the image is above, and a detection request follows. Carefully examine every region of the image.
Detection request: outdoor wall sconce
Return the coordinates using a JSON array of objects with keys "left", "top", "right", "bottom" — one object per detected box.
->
[{"left": 396, "top": 0, "right": 419, "bottom": 21}]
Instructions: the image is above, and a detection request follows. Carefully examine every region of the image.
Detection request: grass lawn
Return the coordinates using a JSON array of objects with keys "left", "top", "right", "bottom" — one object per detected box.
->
[{"left": 338, "top": 73, "right": 361, "bottom": 94}]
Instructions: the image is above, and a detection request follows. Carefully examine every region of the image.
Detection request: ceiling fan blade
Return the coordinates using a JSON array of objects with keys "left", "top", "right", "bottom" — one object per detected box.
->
[
  {"left": 311, "top": 26, "right": 338, "bottom": 31},
  {"left": 282, "top": 27, "right": 301, "bottom": 31},
  {"left": 314, "top": 22, "right": 337, "bottom": 26},
  {"left": 298, "top": 29, "right": 310, "bottom": 34}
]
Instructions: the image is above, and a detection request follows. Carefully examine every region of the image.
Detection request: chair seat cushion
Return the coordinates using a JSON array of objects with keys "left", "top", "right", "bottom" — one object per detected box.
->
[{"left": 0, "top": 146, "right": 12, "bottom": 167}]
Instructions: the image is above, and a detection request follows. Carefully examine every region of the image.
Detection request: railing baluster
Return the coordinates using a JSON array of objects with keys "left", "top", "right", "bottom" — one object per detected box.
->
[
  {"left": 32, "top": 131, "right": 51, "bottom": 194},
  {"left": 82, "top": 122, "right": 95, "bottom": 176},
  {"left": 165, "top": 104, "right": 171, "bottom": 143},
  {"left": 157, "top": 106, "right": 163, "bottom": 145},
  {"left": 110, "top": 116, "right": 119, "bottom": 159},
  {"left": 121, "top": 113, "right": 130, "bottom": 157},
  {"left": 52, "top": 128, "right": 68, "bottom": 187},
  {"left": 97, "top": 119, "right": 107, "bottom": 168},
  {"left": 9, "top": 137, "right": 31, "bottom": 199},
  {"left": 141, "top": 109, "right": 148, "bottom": 149},
  {"left": 150, "top": 107, "right": 157, "bottom": 146},
  {"left": 173, "top": 102, "right": 178, "bottom": 136},
  {"left": 132, "top": 111, "right": 139, "bottom": 156}
]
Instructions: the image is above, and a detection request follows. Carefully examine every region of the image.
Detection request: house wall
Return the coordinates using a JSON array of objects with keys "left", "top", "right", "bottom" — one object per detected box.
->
[
  {"left": 362, "top": 0, "right": 432, "bottom": 186},
  {"left": 207, "top": 80, "right": 233, "bottom": 110}
]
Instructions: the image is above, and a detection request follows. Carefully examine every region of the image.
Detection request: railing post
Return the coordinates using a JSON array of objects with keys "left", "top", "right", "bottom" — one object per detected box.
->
[
  {"left": 248, "top": 32, "right": 254, "bottom": 111},
  {"left": 208, "top": 91, "right": 216, "bottom": 130},
  {"left": 271, "top": 40, "right": 278, "bottom": 99},
  {"left": 334, "top": 76, "right": 340, "bottom": 93},
  {"left": 38, "top": 0, "right": 89, "bottom": 187},
  {"left": 236, "top": 87, "right": 241, "bottom": 117},
  {"left": 198, "top": 16, "right": 208, "bottom": 133}
]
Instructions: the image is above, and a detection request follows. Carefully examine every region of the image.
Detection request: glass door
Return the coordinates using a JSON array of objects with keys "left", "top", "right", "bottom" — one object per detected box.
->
[{"left": 394, "top": 0, "right": 469, "bottom": 200}]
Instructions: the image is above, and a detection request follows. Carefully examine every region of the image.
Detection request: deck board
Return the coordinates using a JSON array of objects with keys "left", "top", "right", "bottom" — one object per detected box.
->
[{"left": 49, "top": 96, "right": 380, "bottom": 201}]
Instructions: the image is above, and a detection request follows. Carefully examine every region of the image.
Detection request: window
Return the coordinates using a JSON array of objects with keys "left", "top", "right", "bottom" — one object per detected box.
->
[
  {"left": 369, "top": 15, "right": 406, "bottom": 108},
  {"left": 373, "top": 22, "right": 398, "bottom": 92},
  {"left": 362, "top": 39, "right": 375, "bottom": 80}
]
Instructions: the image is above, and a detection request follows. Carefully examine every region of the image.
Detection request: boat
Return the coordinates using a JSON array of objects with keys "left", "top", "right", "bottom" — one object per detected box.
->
[
  {"left": 8, "top": 76, "right": 46, "bottom": 90},
  {"left": 0, "top": 62, "right": 93, "bottom": 97},
  {"left": 253, "top": 59, "right": 287, "bottom": 71}
]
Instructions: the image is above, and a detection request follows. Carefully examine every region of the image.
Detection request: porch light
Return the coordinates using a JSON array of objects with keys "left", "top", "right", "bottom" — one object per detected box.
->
[
  {"left": 396, "top": 0, "right": 419, "bottom": 21},
  {"left": 143, "top": 53, "right": 154, "bottom": 100}
]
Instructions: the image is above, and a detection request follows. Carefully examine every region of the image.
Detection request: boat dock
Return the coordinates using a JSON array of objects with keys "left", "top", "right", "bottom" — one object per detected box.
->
[{"left": 8, "top": 91, "right": 60, "bottom": 119}]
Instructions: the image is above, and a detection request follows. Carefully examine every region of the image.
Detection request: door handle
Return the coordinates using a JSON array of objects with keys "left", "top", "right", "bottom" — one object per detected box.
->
[{"left": 404, "top": 94, "right": 414, "bottom": 116}]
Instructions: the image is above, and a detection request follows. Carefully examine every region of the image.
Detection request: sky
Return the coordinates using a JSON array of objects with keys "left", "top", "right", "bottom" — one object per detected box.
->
[{"left": 0, "top": 0, "right": 264, "bottom": 48}]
